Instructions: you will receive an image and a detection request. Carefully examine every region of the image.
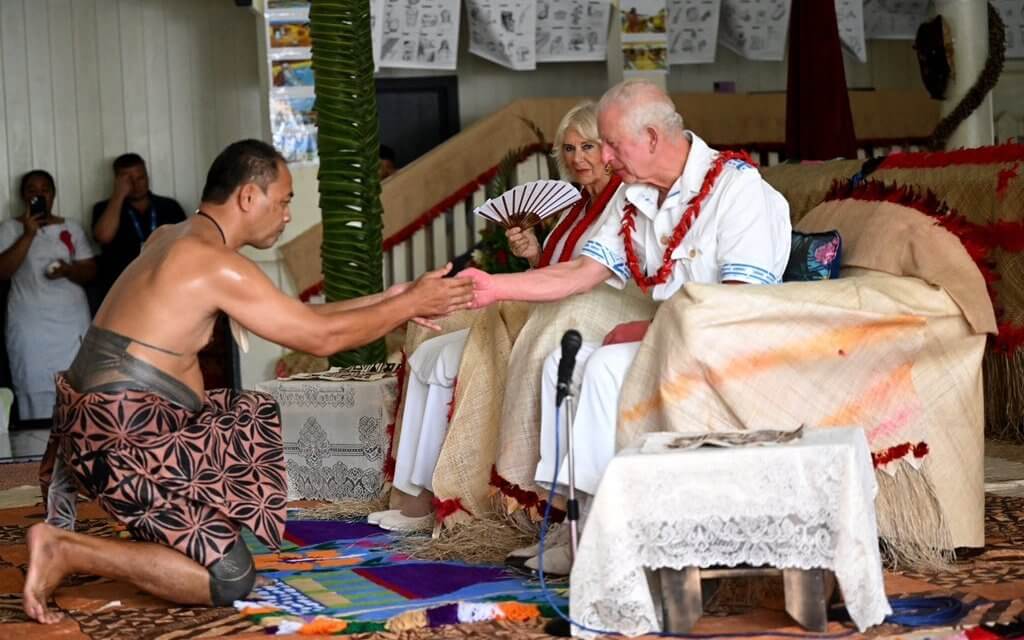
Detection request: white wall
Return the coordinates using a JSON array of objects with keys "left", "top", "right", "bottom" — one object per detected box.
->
[{"left": 0, "top": 0, "right": 267, "bottom": 225}]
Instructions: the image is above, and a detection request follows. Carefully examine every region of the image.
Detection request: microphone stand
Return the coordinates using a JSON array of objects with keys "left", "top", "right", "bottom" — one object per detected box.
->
[
  {"left": 563, "top": 391, "right": 580, "bottom": 561},
  {"left": 545, "top": 328, "right": 581, "bottom": 638}
]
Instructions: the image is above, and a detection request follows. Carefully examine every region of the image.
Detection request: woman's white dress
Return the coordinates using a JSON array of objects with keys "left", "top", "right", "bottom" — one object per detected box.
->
[{"left": 0, "top": 219, "right": 93, "bottom": 420}]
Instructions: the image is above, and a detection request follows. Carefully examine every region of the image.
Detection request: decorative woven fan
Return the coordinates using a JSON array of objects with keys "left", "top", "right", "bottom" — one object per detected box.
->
[{"left": 473, "top": 180, "right": 581, "bottom": 230}]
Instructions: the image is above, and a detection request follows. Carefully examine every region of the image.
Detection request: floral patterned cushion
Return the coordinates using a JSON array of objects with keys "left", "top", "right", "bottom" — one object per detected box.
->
[{"left": 783, "top": 230, "right": 842, "bottom": 282}]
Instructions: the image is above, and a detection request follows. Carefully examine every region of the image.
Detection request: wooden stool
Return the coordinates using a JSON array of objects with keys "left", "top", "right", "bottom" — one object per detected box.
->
[{"left": 651, "top": 566, "right": 837, "bottom": 632}]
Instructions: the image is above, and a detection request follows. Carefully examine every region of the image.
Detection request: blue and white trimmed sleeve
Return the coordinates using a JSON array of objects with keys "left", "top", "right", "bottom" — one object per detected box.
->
[
  {"left": 578, "top": 198, "right": 631, "bottom": 289},
  {"left": 715, "top": 168, "right": 791, "bottom": 285}
]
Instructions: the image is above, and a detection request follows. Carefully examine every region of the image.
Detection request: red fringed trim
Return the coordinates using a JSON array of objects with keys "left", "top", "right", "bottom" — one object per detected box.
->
[
  {"left": 432, "top": 497, "right": 471, "bottom": 523},
  {"left": 985, "top": 221, "right": 1024, "bottom": 253},
  {"left": 382, "top": 143, "right": 549, "bottom": 252},
  {"left": 489, "top": 466, "right": 565, "bottom": 523},
  {"left": 995, "top": 323, "right": 1024, "bottom": 354},
  {"left": 446, "top": 377, "right": 457, "bottom": 424},
  {"left": 879, "top": 143, "right": 1024, "bottom": 169},
  {"left": 871, "top": 441, "right": 929, "bottom": 467},
  {"left": 996, "top": 164, "right": 1020, "bottom": 201},
  {"left": 299, "top": 280, "right": 324, "bottom": 303},
  {"left": 382, "top": 351, "right": 408, "bottom": 482},
  {"left": 823, "top": 179, "right": 1024, "bottom": 351}
]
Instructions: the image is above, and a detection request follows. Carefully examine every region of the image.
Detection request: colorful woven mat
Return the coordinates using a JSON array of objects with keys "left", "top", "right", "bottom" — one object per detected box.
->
[{"left": 237, "top": 513, "right": 566, "bottom": 635}]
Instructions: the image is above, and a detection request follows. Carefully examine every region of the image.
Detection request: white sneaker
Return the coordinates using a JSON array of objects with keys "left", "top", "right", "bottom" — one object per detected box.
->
[
  {"left": 368, "top": 509, "right": 400, "bottom": 525},
  {"left": 507, "top": 524, "right": 568, "bottom": 560},
  {"left": 524, "top": 542, "right": 572, "bottom": 576},
  {"left": 507, "top": 541, "right": 540, "bottom": 560},
  {"left": 378, "top": 511, "right": 434, "bottom": 532}
]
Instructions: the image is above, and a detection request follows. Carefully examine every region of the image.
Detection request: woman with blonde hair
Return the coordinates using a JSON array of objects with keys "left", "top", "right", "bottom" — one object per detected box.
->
[{"left": 372, "top": 101, "right": 622, "bottom": 532}]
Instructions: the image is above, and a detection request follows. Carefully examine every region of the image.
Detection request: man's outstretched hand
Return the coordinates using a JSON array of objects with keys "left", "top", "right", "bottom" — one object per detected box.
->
[
  {"left": 406, "top": 263, "right": 475, "bottom": 328},
  {"left": 455, "top": 267, "right": 498, "bottom": 309}
]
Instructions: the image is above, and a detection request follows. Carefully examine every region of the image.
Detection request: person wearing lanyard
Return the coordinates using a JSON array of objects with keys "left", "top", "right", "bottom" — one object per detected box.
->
[{"left": 91, "top": 153, "right": 186, "bottom": 308}]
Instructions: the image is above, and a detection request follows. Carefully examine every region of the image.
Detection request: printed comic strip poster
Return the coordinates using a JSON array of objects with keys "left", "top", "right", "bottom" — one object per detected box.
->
[
  {"left": 862, "top": 0, "right": 929, "bottom": 40},
  {"left": 379, "top": 0, "right": 460, "bottom": 70},
  {"left": 836, "top": 0, "right": 866, "bottom": 63},
  {"left": 993, "top": 0, "right": 1024, "bottom": 58},
  {"left": 719, "top": 0, "right": 791, "bottom": 61},
  {"left": 468, "top": 0, "right": 538, "bottom": 70},
  {"left": 667, "top": 0, "right": 721, "bottom": 64},
  {"left": 536, "top": 0, "right": 611, "bottom": 62}
]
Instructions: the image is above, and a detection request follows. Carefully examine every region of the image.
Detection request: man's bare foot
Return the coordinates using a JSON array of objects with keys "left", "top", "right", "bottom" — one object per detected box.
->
[{"left": 23, "top": 523, "right": 68, "bottom": 624}]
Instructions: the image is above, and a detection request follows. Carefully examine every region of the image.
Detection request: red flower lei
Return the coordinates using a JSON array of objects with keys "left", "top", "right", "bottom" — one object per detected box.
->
[{"left": 619, "top": 150, "right": 755, "bottom": 292}]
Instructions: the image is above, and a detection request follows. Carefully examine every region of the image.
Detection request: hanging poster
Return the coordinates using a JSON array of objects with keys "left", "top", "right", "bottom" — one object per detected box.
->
[
  {"left": 621, "top": 0, "right": 668, "bottom": 75},
  {"left": 993, "top": 0, "right": 1024, "bottom": 59},
  {"left": 272, "top": 59, "right": 315, "bottom": 89},
  {"left": 862, "top": 0, "right": 929, "bottom": 40},
  {"left": 836, "top": 0, "right": 866, "bottom": 63},
  {"left": 270, "top": 95, "right": 318, "bottom": 164},
  {"left": 267, "top": 5, "right": 312, "bottom": 62},
  {"left": 667, "top": 0, "right": 721, "bottom": 65},
  {"left": 536, "top": 0, "right": 611, "bottom": 62},
  {"left": 468, "top": 0, "right": 538, "bottom": 70},
  {"left": 370, "top": 0, "right": 383, "bottom": 70},
  {"left": 379, "top": 0, "right": 460, "bottom": 70},
  {"left": 266, "top": 2, "right": 318, "bottom": 164},
  {"left": 719, "top": 0, "right": 790, "bottom": 61}
]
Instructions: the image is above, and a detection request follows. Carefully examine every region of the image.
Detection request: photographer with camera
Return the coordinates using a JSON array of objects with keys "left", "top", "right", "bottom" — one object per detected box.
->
[{"left": 0, "top": 170, "right": 95, "bottom": 426}]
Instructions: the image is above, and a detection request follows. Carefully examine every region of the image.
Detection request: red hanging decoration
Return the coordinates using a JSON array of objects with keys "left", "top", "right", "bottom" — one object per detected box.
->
[{"left": 619, "top": 151, "right": 755, "bottom": 292}]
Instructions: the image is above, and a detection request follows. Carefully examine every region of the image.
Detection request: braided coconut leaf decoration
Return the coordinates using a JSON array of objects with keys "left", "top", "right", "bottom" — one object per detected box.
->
[{"left": 310, "top": 0, "right": 387, "bottom": 366}]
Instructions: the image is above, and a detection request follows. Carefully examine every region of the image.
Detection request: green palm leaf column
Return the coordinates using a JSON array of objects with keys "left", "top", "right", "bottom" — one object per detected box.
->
[{"left": 310, "top": 0, "right": 387, "bottom": 366}]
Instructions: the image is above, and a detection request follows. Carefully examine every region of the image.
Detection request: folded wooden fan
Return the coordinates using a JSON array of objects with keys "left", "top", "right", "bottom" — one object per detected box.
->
[{"left": 473, "top": 180, "right": 582, "bottom": 230}]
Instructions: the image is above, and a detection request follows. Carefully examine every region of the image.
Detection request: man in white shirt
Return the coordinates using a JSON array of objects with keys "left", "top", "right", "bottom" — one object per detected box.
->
[{"left": 459, "top": 80, "right": 791, "bottom": 549}]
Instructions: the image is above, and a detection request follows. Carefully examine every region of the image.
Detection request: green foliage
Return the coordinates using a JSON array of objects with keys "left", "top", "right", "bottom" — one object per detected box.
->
[
  {"left": 310, "top": 0, "right": 387, "bottom": 366},
  {"left": 474, "top": 118, "right": 557, "bottom": 274}
]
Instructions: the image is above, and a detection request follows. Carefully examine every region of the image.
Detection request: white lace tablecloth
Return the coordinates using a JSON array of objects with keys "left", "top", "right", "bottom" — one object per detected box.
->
[
  {"left": 255, "top": 375, "right": 397, "bottom": 501},
  {"left": 570, "top": 427, "right": 891, "bottom": 637}
]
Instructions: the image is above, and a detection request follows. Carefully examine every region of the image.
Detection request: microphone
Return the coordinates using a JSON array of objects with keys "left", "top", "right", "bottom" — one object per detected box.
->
[{"left": 555, "top": 329, "right": 582, "bottom": 407}]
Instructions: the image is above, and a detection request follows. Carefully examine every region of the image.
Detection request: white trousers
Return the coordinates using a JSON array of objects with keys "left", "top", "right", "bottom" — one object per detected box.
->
[
  {"left": 534, "top": 340, "right": 641, "bottom": 496},
  {"left": 392, "top": 329, "right": 469, "bottom": 497}
]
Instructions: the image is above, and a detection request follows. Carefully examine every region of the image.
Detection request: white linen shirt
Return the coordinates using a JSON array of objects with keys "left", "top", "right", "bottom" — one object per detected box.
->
[{"left": 580, "top": 131, "right": 791, "bottom": 301}]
